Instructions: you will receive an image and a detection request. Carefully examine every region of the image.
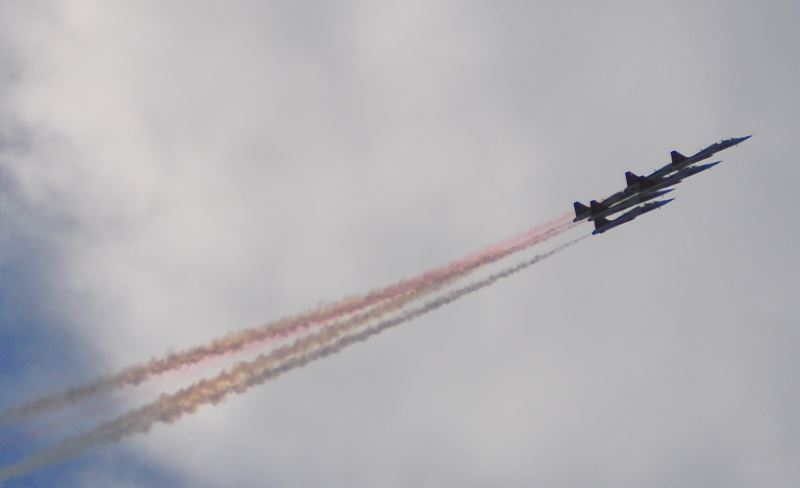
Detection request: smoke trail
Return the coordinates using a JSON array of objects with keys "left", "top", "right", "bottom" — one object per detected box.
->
[
  {"left": 0, "top": 216, "right": 574, "bottom": 425},
  {"left": 0, "top": 235, "right": 586, "bottom": 484}
]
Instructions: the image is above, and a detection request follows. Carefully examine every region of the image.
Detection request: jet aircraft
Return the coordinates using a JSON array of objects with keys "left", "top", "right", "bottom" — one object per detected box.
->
[
  {"left": 586, "top": 188, "right": 673, "bottom": 222},
  {"left": 573, "top": 160, "right": 720, "bottom": 222},
  {"left": 648, "top": 135, "right": 750, "bottom": 179},
  {"left": 574, "top": 135, "right": 747, "bottom": 235},
  {"left": 592, "top": 198, "right": 674, "bottom": 235},
  {"left": 624, "top": 160, "right": 720, "bottom": 195},
  {"left": 574, "top": 188, "right": 673, "bottom": 222}
]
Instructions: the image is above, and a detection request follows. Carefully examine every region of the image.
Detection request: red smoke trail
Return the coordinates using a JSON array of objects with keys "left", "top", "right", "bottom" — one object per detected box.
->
[
  {"left": 0, "top": 214, "right": 574, "bottom": 425},
  {"left": 163, "top": 214, "right": 575, "bottom": 379},
  {"left": 0, "top": 234, "right": 586, "bottom": 484}
]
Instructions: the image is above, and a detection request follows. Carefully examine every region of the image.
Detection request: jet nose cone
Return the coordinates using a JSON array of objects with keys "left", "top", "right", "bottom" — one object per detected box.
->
[
  {"left": 659, "top": 197, "right": 675, "bottom": 206},
  {"left": 736, "top": 135, "right": 753, "bottom": 143}
]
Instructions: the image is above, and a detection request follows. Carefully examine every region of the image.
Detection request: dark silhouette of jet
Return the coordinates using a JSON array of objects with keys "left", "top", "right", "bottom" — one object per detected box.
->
[
  {"left": 574, "top": 188, "right": 672, "bottom": 223},
  {"left": 592, "top": 198, "right": 674, "bottom": 235},
  {"left": 573, "top": 135, "right": 749, "bottom": 235},
  {"left": 649, "top": 135, "right": 750, "bottom": 179},
  {"left": 574, "top": 161, "right": 720, "bottom": 222},
  {"left": 586, "top": 188, "right": 673, "bottom": 222},
  {"left": 624, "top": 160, "right": 720, "bottom": 195}
]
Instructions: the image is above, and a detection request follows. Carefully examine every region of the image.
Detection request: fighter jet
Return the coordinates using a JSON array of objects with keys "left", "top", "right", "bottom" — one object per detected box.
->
[
  {"left": 592, "top": 198, "right": 674, "bottom": 235},
  {"left": 574, "top": 188, "right": 673, "bottom": 222},
  {"left": 624, "top": 160, "right": 721, "bottom": 194},
  {"left": 573, "top": 160, "right": 720, "bottom": 221},
  {"left": 587, "top": 188, "right": 673, "bottom": 222},
  {"left": 648, "top": 135, "right": 750, "bottom": 179}
]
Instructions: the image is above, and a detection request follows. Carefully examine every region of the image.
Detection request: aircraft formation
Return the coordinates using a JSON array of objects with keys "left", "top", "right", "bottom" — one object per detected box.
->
[
  {"left": 0, "top": 132, "right": 754, "bottom": 484},
  {"left": 574, "top": 136, "right": 751, "bottom": 235}
]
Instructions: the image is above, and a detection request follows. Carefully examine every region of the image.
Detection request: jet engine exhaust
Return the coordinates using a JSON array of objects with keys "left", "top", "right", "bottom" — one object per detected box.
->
[
  {"left": 0, "top": 235, "right": 586, "bottom": 485},
  {"left": 0, "top": 214, "right": 574, "bottom": 427}
]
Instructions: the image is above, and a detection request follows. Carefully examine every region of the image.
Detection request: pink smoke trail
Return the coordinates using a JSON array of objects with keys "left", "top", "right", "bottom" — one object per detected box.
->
[
  {"left": 0, "top": 214, "right": 573, "bottom": 425},
  {"left": 0, "top": 234, "right": 586, "bottom": 484}
]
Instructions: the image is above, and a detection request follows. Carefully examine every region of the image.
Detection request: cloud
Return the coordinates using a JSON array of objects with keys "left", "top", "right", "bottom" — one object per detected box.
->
[{"left": 2, "top": 1, "right": 799, "bottom": 487}]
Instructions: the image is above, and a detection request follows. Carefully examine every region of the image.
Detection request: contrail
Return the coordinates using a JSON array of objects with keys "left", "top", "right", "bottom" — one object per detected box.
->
[
  {"left": 0, "top": 235, "right": 586, "bottom": 484},
  {"left": 0, "top": 215, "right": 574, "bottom": 425}
]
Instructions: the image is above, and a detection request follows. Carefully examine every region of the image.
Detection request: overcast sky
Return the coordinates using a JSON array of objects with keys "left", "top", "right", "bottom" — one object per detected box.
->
[{"left": 1, "top": 1, "right": 799, "bottom": 486}]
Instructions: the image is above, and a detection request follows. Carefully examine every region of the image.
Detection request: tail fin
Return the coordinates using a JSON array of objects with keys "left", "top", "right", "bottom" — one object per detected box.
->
[
  {"left": 589, "top": 200, "right": 604, "bottom": 213},
  {"left": 593, "top": 216, "right": 609, "bottom": 232},
  {"left": 573, "top": 201, "right": 590, "bottom": 220},
  {"left": 671, "top": 150, "right": 687, "bottom": 164},
  {"left": 625, "top": 171, "right": 640, "bottom": 188}
]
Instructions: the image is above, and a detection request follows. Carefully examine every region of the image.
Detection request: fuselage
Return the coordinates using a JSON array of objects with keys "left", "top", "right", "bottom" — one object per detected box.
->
[
  {"left": 588, "top": 188, "right": 673, "bottom": 221},
  {"left": 649, "top": 135, "right": 749, "bottom": 179},
  {"left": 640, "top": 160, "right": 720, "bottom": 193},
  {"left": 599, "top": 160, "right": 719, "bottom": 210},
  {"left": 592, "top": 199, "right": 673, "bottom": 235}
]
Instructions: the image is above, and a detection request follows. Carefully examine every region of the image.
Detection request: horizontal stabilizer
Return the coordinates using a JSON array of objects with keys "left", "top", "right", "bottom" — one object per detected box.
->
[{"left": 671, "top": 150, "right": 687, "bottom": 164}]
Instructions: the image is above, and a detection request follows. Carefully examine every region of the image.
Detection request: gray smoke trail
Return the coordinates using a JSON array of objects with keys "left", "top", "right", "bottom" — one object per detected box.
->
[
  {"left": 0, "top": 235, "right": 586, "bottom": 485},
  {"left": 0, "top": 218, "right": 574, "bottom": 426}
]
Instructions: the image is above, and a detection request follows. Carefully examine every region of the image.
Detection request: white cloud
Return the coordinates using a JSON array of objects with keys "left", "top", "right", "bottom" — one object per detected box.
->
[{"left": 2, "top": 1, "right": 799, "bottom": 486}]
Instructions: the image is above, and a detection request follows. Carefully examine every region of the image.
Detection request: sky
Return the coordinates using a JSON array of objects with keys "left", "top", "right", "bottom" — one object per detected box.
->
[{"left": 1, "top": 1, "right": 799, "bottom": 486}]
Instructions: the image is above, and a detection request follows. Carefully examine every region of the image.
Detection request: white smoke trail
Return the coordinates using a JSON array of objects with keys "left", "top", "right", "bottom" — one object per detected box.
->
[
  {"left": 0, "top": 217, "right": 574, "bottom": 425},
  {"left": 0, "top": 234, "right": 586, "bottom": 484}
]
